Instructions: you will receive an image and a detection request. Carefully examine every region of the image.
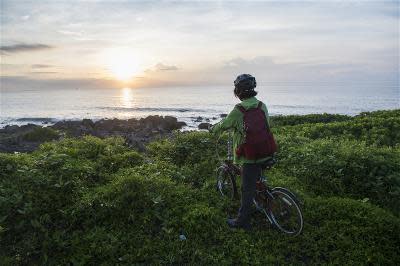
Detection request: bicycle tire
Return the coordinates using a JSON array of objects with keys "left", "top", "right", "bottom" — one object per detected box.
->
[
  {"left": 272, "top": 187, "right": 304, "bottom": 207},
  {"left": 268, "top": 188, "right": 304, "bottom": 236},
  {"left": 216, "top": 166, "right": 238, "bottom": 199}
]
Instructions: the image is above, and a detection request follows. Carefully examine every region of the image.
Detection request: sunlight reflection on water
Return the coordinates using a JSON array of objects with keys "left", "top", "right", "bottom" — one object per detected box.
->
[
  {"left": 1, "top": 84, "right": 398, "bottom": 128},
  {"left": 121, "top": 87, "right": 134, "bottom": 108}
]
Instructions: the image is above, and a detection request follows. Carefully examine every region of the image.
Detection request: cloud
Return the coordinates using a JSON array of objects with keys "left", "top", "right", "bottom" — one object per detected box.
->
[
  {"left": 30, "top": 71, "right": 58, "bottom": 74},
  {"left": 154, "top": 63, "right": 179, "bottom": 71},
  {"left": 57, "top": 30, "right": 83, "bottom": 37},
  {"left": 211, "top": 55, "right": 398, "bottom": 86},
  {"left": 31, "top": 64, "right": 53, "bottom": 69},
  {"left": 0, "top": 76, "right": 118, "bottom": 90},
  {"left": 0, "top": 43, "right": 54, "bottom": 54},
  {"left": 144, "top": 63, "right": 179, "bottom": 74}
]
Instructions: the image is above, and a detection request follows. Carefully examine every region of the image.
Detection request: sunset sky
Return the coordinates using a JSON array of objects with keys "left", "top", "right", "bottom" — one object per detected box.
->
[{"left": 0, "top": 0, "right": 399, "bottom": 89}]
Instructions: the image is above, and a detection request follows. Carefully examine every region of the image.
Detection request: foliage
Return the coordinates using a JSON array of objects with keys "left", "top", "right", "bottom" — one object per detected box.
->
[
  {"left": 147, "top": 131, "right": 221, "bottom": 188},
  {"left": 270, "top": 113, "right": 351, "bottom": 127},
  {"left": 277, "top": 138, "right": 400, "bottom": 214},
  {"left": 274, "top": 114, "right": 400, "bottom": 147},
  {"left": 1, "top": 110, "right": 399, "bottom": 264},
  {"left": 21, "top": 127, "right": 59, "bottom": 142}
]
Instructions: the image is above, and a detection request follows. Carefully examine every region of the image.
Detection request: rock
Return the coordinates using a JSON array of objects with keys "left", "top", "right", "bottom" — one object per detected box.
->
[
  {"left": 139, "top": 115, "right": 162, "bottom": 129},
  {"left": 1, "top": 125, "right": 20, "bottom": 133},
  {"left": 82, "top": 119, "right": 94, "bottom": 128},
  {"left": 53, "top": 120, "right": 92, "bottom": 137},
  {"left": 177, "top": 121, "right": 187, "bottom": 127},
  {"left": 139, "top": 115, "right": 183, "bottom": 131},
  {"left": 94, "top": 118, "right": 120, "bottom": 132},
  {"left": 193, "top": 116, "right": 203, "bottom": 122},
  {"left": 162, "top": 116, "right": 180, "bottom": 130},
  {"left": 205, "top": 118, "right": 210, "bottom": 122},
  {"left": 0, "top": 116, "right": 187, "bottom": 153},
  {"left": 20, "top": 124, "right": 40, "bottom": 131},
  {"left": 220, "top": 114, "right": 228, "bottom": 118},
  {"left": 198, "top": 122, "right": 211, "bottom": 130}
]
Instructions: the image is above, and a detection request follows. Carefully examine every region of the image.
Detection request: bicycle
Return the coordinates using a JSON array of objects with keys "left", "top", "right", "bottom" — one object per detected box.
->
[{"left": 215, "top": 131, "right": 304, "bottom": 236}]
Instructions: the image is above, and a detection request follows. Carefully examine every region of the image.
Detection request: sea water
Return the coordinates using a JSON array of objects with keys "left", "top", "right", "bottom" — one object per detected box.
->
[{"left": 0, "top": 83, "right": 398, "bottom": 128}]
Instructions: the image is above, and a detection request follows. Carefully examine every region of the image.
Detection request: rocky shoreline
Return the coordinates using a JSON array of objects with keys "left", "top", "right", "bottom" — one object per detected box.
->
[{"left": 0, "top": 115, "right": 214, "bottom": 153}]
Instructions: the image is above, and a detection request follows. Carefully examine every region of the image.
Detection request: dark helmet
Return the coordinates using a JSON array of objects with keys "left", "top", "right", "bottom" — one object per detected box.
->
[{"left": 234, "top": 74, "right": 257, "bottom": 98}]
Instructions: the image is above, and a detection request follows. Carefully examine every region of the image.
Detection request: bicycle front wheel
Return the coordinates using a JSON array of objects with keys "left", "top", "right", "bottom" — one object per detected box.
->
[
  {"left": 216, "top": 166, "right": 238, "bottom": 199},
  {"left": 268, "top": 188, "right": 303, "bottom": 236}
]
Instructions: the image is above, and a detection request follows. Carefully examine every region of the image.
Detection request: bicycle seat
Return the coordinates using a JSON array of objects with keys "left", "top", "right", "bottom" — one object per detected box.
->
[{"left": 260, "top": 157, "right": 277, "bottom": 170}]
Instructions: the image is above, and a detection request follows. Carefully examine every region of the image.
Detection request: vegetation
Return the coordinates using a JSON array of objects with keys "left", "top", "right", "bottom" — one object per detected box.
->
[
  {"left": 21, "top": 127, "right": 60, "bottom": 142},
  {"left": 1, "top": 110, "right": 399, "bottom": 265}
]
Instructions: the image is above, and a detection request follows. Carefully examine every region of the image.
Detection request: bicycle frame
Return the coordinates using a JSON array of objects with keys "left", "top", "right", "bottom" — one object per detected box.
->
[
  {"left": 255, "top": 177, "right": 276, "bottom": 225},
  {"left": 216, "top": 131, "right": 304, "bottom": 235}
]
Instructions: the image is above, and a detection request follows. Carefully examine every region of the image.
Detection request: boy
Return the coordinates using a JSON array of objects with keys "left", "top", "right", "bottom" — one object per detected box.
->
[{"left": 211, "top": 74, "right": 272, "bottom": 230}]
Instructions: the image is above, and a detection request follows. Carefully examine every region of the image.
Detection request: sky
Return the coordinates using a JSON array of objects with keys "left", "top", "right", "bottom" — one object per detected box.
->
[{"left": 0, "top": 0, "right": 399, "bottom": 89}]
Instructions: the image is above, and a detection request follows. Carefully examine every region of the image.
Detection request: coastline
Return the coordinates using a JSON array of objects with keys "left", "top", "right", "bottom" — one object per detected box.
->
[
  {"left": 0, "top": 115, "right": 194, "bottom": 153},
  {"left": 1, "top": 109, "right": 398, "bottom": 153}
]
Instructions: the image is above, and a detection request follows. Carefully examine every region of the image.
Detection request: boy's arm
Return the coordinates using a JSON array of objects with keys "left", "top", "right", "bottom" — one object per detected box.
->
[{"left": 210, "top": 107, "right": 241, "bottom": 135}]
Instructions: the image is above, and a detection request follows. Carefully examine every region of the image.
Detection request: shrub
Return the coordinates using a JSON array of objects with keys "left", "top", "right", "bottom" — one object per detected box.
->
[
  {"left": 278, "top": 138, "right": 400, "bottom": 214},
  {"left": 1, "top": 110, "right": 399, "bottom": 265},
  {"left": 274, "top": 113, "right": 400, "bottom": 147},
  {"left": 0, "top": 137, "right": 144, "bottom": 265},
  {"left": 299, "top": 196, "right": 400, "bottom": 265},
  {"left": 21, "top": 127, "right": 59, "bottom": 142},
  {"left": 147, "top": 131, "right": 222, "bottom": 188},
  {"left": 2, "top": 167, "right": 399, "bottom": 265},
  {"left": 270, "top": 113, "right": 351, "bottom": 127},
  {"left": 356, "top": 109, "right": 400, "bottom": 119}
]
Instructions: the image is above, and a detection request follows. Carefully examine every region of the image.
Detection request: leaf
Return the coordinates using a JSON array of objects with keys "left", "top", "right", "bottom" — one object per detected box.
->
[
  {"left": 0, "top": 215, "right": 8, "bottom": 223},
  {"left": 152, "top": 195, "right": 163, "bottom": 204},
  {"left": 31, "top": 219, "right": 41, "bottom": 228}
]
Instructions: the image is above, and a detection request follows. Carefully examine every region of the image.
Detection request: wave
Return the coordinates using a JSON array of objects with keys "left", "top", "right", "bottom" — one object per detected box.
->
[
  {"left": 98, "top": 106, "right": 207, "bottom": 113},
  {"left": 15, "top": 117, "right": 58, "bottom": 122},
  {"left": 270, "top": 104, "right": 314, "bottom": 109}
]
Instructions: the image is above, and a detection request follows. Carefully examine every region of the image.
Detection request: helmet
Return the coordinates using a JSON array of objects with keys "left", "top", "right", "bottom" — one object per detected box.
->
[{"left": 234, "top": 74, "right": 257, "bottom": 97}]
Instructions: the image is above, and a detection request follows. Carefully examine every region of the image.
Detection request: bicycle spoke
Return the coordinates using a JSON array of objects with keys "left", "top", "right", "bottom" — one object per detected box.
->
[
  {"left": 217, "top": 168, "right": 236, "bottom": 199},
  {"left": 269, "top": 189, "right": 303, "bottom": 236}
]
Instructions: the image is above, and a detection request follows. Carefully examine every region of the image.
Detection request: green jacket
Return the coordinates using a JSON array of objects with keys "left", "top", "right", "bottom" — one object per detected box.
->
[{"left": 211, "top": 96, "right": 271, "bottom": 165}]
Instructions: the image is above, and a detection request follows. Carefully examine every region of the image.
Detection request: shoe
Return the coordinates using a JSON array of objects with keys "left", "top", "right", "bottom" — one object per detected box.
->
[{"left": 227, "top": 218, "right": 251, "bottom": 231}]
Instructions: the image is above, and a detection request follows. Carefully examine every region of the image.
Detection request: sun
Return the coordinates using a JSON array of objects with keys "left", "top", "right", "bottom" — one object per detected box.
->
[
  {"left": 103, "top": 48, "right": 141, "bottom": 81},
  {"left": 110, "top": 60, "right": 138, "bottom": 81}
]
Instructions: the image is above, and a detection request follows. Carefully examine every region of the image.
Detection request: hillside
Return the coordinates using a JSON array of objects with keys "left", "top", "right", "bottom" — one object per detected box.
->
[{"left": 1, "top": 110, "right": 399, "bottom": 265}]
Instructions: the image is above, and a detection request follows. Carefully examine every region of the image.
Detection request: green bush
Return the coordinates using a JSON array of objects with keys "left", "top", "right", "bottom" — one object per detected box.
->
[
  {"left": 2, "top": 166, "right": 399, "bottom": 265},
  {"left": 0, "top": 136, "right": 144, "bottom": 265},
  {"left": 21, "top": 127, "right": 59, "bottom": 142},
  {"left": 1, "top": 110, "right": 399, "bottom": 265},
  {"left": 147, "top": 131, "right": 222, "bottom": 188},
  {"left": 278, "top": 138, "right": 400, "bottom": 214},
  {"left": 300, "top": 196, "right": 400, "bottom": 265},
  {"left": 270, "top": 113, "right": 351, "bottom": 127},
  {"left": 356, "top": 109, "right": 400, "bottom": 119},
  {"left": 274, "top": 112, "right": 400, "bottom": 147}
]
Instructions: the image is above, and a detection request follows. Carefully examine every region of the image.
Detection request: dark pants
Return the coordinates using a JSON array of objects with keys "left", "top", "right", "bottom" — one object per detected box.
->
[{"left": 237, "top": 163, "right": 262, "bottom": 225}]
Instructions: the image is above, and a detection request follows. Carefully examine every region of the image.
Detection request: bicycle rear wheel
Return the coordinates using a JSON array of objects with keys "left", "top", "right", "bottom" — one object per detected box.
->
[
  {"left": 216, "top": 166, "right": 238, "bottom": 199},
  {"left": 268, "top": 188, "right": 303, "bottom": 236}
]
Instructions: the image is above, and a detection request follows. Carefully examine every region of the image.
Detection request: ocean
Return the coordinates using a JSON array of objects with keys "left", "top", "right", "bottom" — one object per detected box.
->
[{"left": 0, "top": 83, "right": 398, "bottom": 129}]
